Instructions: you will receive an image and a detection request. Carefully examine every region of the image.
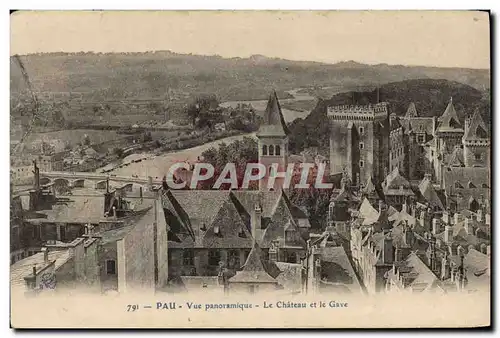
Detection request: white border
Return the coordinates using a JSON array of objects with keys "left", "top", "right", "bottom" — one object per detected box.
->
[{"left": 2, "top": 1, "right": 498, "bottom": 337}]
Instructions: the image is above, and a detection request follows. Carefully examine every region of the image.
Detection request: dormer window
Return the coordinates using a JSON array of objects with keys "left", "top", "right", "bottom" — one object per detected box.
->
[
  {"left": 238, "top": 226, "right": 246, "bottom": 238},
  {"left": 468, "top": 182, "right": 476, "bottom": 189},
  {"left": 201, "top": 223, "right": 207, "bottom": 231}
]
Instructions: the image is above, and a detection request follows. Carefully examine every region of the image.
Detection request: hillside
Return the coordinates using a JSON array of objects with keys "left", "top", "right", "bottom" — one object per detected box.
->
[
  {"left": 288, "top": 79, "right": 490, "bottom": 155},
  {"left": 10, "top": 51, "right": 490, "bottom": 105}
]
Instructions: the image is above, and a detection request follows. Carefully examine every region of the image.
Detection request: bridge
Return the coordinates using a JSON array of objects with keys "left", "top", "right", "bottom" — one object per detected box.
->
[{"left": 38, "top": 171, "right": 168, "bottom": 190}]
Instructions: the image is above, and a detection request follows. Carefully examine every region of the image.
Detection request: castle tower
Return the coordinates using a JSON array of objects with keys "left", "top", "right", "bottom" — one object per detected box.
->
[
  {"left": 462, "top": 109, "right": 490, "bottom": 168},
  {"left": 435, "top": 97, "right": 464, "bottom": 154},
  {"left": 257, "top": 90, "right": 289, "bottom": 191},
  {"left": 328, "top": 102, "right": 389, "bottom": 185}
]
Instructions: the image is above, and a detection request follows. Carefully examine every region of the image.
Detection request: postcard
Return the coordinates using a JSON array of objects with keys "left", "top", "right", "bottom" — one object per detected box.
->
[{"left": 10, "top": 10, "right": 491, "bottom": 329}]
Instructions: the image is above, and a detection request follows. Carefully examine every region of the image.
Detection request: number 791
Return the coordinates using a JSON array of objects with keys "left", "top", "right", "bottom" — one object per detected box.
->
[{"left": 127, "top": 304, "right": 139, "bottom": 312}]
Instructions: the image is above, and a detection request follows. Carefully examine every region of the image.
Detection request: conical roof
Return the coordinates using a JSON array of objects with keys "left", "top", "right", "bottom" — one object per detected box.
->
[
  {"left": 228, "top": 242, "right": 277, "bottom": 283},
  {"left": 463, "top": 109, "right": 489, "bottom": 141},
  {"left": 437, "top": 97, "right": 462, "bottom": 132},
  {"left": 257, "top": 90, "right": 289, "bottom": 137},
  {"left": 405, "top": 102, "right": 418, "bottom": 118}
]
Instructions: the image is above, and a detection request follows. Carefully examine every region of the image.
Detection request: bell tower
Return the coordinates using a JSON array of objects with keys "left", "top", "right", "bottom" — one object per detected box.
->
[{"left": 257, "top": 90, "right": 289, "bottom": 191}]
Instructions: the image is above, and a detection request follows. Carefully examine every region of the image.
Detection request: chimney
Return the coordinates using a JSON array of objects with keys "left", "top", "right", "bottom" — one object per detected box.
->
[
  {"left": 477, "top": 209, "right": 483, "bottom": 222},
  {"left": 464, "top": 217, "right": 474, "bottom": 235},
  {"left": 442, "top": 211, "right": 450, "bottom": 225},
  {"left": 269, "top": 241, "right": 278, "bottom": 262},
  {"left": 41, "top": 247, "right": 49, "bottom": 263},
  {"left": 454, "top": 212, "right": 463, "bottom": 226},
  {"left": 441, "top": 256, "right": 450, "bottom": 280},
  {"left": 432, "top": 218, "right": 441, "bottom": 235},
  {"left": 139, "top": 187, "right": 143, "bottom": 201},
  {"left": 147, "top": 176, "right": 153, "bottom": 191},
  {"left": 402, "top": 200, "right": 409, "bottom": 214},
  {"left": 251, "top": 204, "right": 262, "bottom": 243},
  {"left": 32, "top": 266, "right": 37, "bottom": 276},
  {"left": 381, "top": 234, "right": 394, "bottom": 264},
  {"left": 432, "top": 116, "right": 437, "bottom": 134},
  {"left": 112, "top": 206, "right": 117, "bottom": 219},
  {"left": 378, "top": 200, "right": 385, "bottom": 213},
  {"left": 444, "top": 224, "right": 453, "bottom": 244},
  {"left": 485, "top": 213, "right": 490, "bottom": 226},
  {"left": 33, "top": 160, "right": 40, "bottom": 191}
]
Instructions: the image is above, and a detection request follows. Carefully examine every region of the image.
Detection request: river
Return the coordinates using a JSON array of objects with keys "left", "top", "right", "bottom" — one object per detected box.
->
[
  {"left": 96, "top": 87, "right": 326, "bottom": 177},
  {"left": 219, "top": 88, "right": 317, "bottom": 123}
]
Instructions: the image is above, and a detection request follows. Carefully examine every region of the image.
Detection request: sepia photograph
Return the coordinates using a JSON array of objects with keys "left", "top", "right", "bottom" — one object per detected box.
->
[{"left": 9, "top": 10, "right": 491, "bottom": 329}]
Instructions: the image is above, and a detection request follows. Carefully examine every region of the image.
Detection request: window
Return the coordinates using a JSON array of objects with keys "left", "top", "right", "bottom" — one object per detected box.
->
[
  {"left": 474, "top": 153, "right": 482, "bottom": 161},
  {"left": 262, "top": 145, "right": 268, "bottom": 156},
  {"left": 106, "top": 260, "right": 116, "bottom": 275},
  {"left": 468, "top": 182, "right": 476, "bottom": 189},
  {"left": 228, "top": 250, "right": 239, "bottom": 269},
  {"left": 360, "top": 142, "right": 364, "bottom": 150},
  {"left": 269, "top": 145, "right": 274, "bottom": 156},
  {"left": 418, "top": 134, "right": 425, "bottom": 143},
  {"left": 59, "top": 225, "right": 66, "bottom": 242},
  {"left": 275, "top": 145, "right": 281, "bottom": 156},
  {"left": 208, "top": 250, "right": 221, "bottom": 266},
  {"left": 360, "top": 160, "right": 364, "bottom": 168},
  {"left": 183, "top": 250, "right": 194, "bottom": 266},
  {"left": 359, "top": 126, "right": 364, "bottom": 135}
]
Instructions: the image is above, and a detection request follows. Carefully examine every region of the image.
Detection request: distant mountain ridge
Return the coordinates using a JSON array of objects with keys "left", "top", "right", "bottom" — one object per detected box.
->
[{"left": 10, "top": 51, "right": 490, "bottom": 103}]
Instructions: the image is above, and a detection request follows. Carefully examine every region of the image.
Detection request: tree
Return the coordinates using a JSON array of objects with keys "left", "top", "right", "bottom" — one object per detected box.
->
[{"left": 113, "top": 147, "right": 124, "bottom": 158}]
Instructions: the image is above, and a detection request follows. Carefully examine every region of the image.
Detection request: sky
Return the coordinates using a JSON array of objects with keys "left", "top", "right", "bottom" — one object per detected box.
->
[{"left": 10, "top": 10, "right": 490, "bottom": 69}]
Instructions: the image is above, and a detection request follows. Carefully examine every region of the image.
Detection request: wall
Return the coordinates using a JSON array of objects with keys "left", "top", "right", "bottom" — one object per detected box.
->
[
  {"left": 123, "top": 209, "right": 155, "bottom": 293},
  {"left": 463, "top": 144, "right": 490, "bottom": 168},
  {"left": 99, "top": 242, "right": 118, "bottom": 292}
]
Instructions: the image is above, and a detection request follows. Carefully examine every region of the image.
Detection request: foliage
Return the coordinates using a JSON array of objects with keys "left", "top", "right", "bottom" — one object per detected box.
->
[{"left": 288, "top": 79, "right": 490, "bottom": 155}]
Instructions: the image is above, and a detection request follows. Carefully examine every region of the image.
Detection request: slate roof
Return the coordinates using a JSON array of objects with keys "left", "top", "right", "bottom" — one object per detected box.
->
[
  {"left": 316, "top": 246, "right": 363, "bottom": 293},
  {"left": 164, "top": 189, "right": 306, "bottom": 250},
  {"left": 228, "top": 243, "right": 277, "bottom": 284},
  {"left": 383, "top": 167, "right": 415, "bottom": 196},
  {"left": 401, "top": 117, "right": 435, "bottom": 135},
  {"left": 405, "top": 102, "right": 418, "bottom": 118},
  {"left": 442, "top": 167, "right": 490, "bottom": 210},
  {"left": 257, "top": 90, "right": 289, "bottom": 137},
  {"left": 437, "top": 98, "right": 463, "bottom": 132},
  {"left": 463, "top": 109, "right": 490, "bottom": 141},
  {"left": 387, "top": 252, "right": 441, "bottom": 291},
  {"left": 418, "top": 177, "right": 445, "bottom": 210}
]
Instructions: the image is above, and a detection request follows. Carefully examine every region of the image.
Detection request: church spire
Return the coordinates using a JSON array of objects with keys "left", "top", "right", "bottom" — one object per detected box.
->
[{"left": 257, "top": 90, "right": 289, "bottom": 137}]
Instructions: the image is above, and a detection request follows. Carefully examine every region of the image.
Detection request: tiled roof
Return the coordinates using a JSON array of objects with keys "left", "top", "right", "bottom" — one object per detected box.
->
[
  {"left": 10, "top": 250, "right": 72, "bottom": 290},
  {"left": 257, "top": 90, "right": 289, "bottom": 137},
  {"left": 463, "top": 109, "right": 490, "bottom": 141}
]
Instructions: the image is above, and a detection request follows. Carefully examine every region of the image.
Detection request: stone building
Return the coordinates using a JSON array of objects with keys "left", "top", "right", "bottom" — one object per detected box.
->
[
  {"left": 257, "top": 91, "right": 290, "bottom": 191},
  {"left": 328, "top": 102, "right": 390, "bottom": 186}
]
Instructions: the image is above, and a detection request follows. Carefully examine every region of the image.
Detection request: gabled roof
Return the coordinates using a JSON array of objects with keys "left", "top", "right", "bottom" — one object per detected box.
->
[
  {"left": 358, "top": 198, "right": 380, "bottom": 226},
  {"left": 445, "top": 146, "right": 465, "bottom": 167},
  {"left": 228, "top": 243, "right": 277, "bottom": 284},
  {"left": 257, "top": 90, "right": 289, "bottom": 137},
  {"left": 383, "top": 167, "right": 414, "bottom": 196},
  {"left": 464, "top": 109, "right": 490, "bottom": 141},
  {"left": 437, "top": 98, "right": 463, "bottom": 132},
  {"left": 405, "top": 102, "right": 418, "bottom": 118},
  {"left": 418, "top": 177, "right": 445, "bottom": 210}
]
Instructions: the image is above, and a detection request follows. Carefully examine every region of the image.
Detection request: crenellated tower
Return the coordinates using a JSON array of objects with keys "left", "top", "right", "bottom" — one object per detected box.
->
[{"left": 327, "top": 102, "right": 389, "bottom": 186}]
